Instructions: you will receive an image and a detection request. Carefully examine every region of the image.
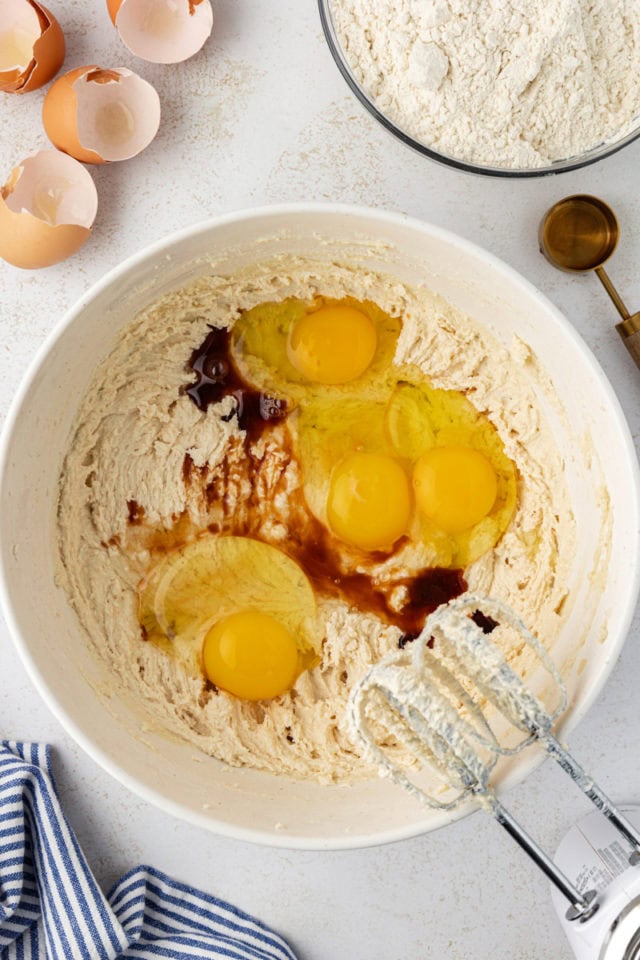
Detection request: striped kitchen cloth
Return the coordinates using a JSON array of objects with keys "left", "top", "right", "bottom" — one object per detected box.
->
[{"left": 0, "top": 741, "right": 298, "bottom": 960}]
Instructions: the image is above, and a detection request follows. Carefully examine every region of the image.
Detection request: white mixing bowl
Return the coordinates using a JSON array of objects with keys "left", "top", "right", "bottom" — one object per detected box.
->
[{"left": 1, "top": 205, "right": 638, "bottom": 849}]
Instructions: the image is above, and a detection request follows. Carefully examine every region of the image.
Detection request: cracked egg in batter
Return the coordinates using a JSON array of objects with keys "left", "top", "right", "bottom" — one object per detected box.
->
[
  {"left": 135, "top": 294, "right": 517, "bottom": 701},
  {"left": 56, "top": 257, "right": 572, "bottom": 783}
]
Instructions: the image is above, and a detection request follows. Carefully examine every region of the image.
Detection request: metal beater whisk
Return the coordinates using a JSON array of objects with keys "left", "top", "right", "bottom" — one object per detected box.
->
[{"left": 348, "top": 595, "right": 640, "bottom": 923}]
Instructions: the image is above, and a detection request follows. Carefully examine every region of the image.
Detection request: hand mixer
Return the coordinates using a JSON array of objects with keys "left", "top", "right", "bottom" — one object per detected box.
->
[{"left": 347, "top": 594, "right": 640, "bottom": 924}]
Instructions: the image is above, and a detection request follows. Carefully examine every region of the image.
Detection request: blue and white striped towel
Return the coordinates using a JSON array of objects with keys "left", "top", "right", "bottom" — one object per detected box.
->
[{"left": 0, "top": 741, "right": 298, "bottom": 960}]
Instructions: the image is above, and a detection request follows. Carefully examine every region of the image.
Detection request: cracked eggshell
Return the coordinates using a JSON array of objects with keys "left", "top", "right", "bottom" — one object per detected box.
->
[
  {"left": 107, "top": 0, "right": 213, "bottom": 64},
  {"left": 42, "top": 65, "right": 161, "bottom": 164},
  {"left": 0, "top": 150, "right": 98, "bottom": 269},
  {"left": 0, "top": 0, "right": 65, "bottom": 94}
]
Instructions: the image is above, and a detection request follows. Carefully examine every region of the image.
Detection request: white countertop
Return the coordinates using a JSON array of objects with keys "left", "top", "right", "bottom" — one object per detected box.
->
[{"left": 1, "top": 2, "right": 640, "bottom": 958}]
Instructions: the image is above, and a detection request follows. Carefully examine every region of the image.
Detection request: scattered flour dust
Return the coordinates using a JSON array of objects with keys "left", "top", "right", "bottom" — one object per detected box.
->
[{"left": 331, "top": 0, "right": 640, "bottom": 168}]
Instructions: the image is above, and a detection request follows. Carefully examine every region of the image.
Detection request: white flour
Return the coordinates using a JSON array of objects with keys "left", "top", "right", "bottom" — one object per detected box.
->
[{"left": 331, "top": 0, "right": 640, "bottom": 169}]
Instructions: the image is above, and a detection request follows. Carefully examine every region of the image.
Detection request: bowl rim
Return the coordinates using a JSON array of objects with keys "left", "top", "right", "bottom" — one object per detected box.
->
[
  {"left": 1, "top": 201, "right": 639, "bottom": 849},
  {"left": 317, "top": 0, "right": 640, "bottom": 179}
]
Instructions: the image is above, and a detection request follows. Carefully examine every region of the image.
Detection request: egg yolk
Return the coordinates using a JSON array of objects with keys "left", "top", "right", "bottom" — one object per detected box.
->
[
  {"left": 202, "top": 609, "right": 299, "bottom": 701},
  {"left": 287, "top": 305, "right": 377, "bottom": 384},
  {"left": 327, "top": 452, "right": 411, "bottom": 551},
  {"left": 413, "top": 446, "right": 498, "bottom": 534}
]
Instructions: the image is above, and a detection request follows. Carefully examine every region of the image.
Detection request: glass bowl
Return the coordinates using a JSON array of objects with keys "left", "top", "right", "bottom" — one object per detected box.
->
[{"left": 318, "top": 0, "right": 640, "bottom": 179}]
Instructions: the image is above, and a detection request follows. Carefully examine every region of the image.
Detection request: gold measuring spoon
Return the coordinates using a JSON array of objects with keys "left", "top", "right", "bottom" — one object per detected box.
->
[{"left": 540, "top": 195, "right": 640, "bottom": 368}]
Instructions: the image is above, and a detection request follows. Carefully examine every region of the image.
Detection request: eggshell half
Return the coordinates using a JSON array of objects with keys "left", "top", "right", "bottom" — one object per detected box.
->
[
  {"left": 43, "top": 65, "right": 161, "bottom": 164},
  {"left": 0, "top": 0, "right": 65, "bottom": 94},
  {"left": 0, "top": 150, "right": 98, "bottom": 269},
  {"left": 106, "top": 0, "right": 121, "bottom": 25},
  {"left": 108, "top": 0, "right": 213, "bottom": 64}
]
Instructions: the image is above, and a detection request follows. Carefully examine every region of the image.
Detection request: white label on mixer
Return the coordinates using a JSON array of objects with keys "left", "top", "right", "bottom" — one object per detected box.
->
[
  {"left": 555, "top": 807, "right": 640, "bottom": 894},
  {"left": 573, "top": 836, "right": 630, "bottom": 893}
]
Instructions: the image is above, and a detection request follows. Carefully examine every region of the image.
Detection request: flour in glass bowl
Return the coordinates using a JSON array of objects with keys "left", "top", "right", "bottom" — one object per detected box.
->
[{"left": 330, "top": 0, "right": 640, "bottom": 169}]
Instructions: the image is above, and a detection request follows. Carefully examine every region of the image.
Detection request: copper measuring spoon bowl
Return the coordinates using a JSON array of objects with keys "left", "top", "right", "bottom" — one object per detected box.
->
[{"left": 540, "top": 195, "right": 640, "bottom": 368}]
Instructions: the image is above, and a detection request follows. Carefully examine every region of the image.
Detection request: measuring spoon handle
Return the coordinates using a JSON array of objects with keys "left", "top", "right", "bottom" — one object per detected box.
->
[
  {"left": 616, "top": 316, "right": 640, "bottom": 369},
  {"left": 594, "top": 266, "right": 630, "bottom": 320},
  {"left": 593, "top": 267, "right": 640, "bottom": 369}
]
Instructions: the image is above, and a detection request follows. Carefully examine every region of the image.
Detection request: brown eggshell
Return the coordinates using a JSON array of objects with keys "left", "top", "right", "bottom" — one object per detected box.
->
[
  {"left": 0, "top": 150, "right": 98, "bottom": 269},
  {"left": 106, "top": 0, "right": 122, "bottom": 26},
  {"left": 108, "top": 0, "right": 212, "bottom": 64},
  {"left": 0, "top": 201, "right": 90, "bottom": 269},
  {"left": 43, "top": 65, "right": 160, "bottom": 163},
  {"left": 42, "top": 65, "right": 105, "bottom": 164},
  {"left": 20, "top": 3, "right": 65, "bottom": 92},
  {"left": 0, "top": 60, "right": 24, "bottom": 93},
  {"left": 107, "top": 0, "right": 206, "bottom": 25},
  {"left": 0, "top": 0, "right": 65, "bottom": 94},
  {"left": 0, "top": 71, "right": 21, "bottom": 94}
]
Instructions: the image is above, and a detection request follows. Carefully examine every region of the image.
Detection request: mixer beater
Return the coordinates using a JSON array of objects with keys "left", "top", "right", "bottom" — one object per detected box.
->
[{"left": 348, "top": 595, "right": 640, "bottom": 923}]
